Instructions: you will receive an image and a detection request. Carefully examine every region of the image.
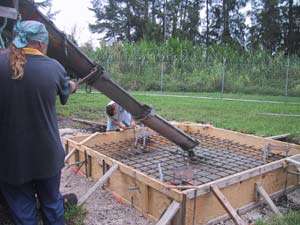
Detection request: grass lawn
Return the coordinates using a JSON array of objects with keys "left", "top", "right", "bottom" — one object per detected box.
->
[
  {"left": 57, "top": 92, "right": 300, "bottom": 137},
  {"left": 256, "top": 211, "right": 300, "bottom": 225},
  {"left": 133, "top": 91, "right": 300, "bottom": 103}
]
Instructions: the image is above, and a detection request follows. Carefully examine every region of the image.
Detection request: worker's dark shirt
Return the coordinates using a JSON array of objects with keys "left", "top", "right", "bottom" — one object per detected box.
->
[{"left": 0, "top": 52, "right": 69, "bottom": 185}]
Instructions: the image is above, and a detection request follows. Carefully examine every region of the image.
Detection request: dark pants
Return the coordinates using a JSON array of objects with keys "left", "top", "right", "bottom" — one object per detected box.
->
[{"left": 0, "top": 173, "right": 64, "bottom": 225}]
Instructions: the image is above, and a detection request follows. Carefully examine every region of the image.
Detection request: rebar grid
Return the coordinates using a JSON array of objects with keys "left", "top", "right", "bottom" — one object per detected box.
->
[{"left": 88, "top": 132, "right": 284, "bottom": 186}]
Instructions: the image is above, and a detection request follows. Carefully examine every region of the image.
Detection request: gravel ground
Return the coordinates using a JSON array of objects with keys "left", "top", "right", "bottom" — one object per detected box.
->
[{"left": 61, "top": 167, "right": 154, "bottom": 225}]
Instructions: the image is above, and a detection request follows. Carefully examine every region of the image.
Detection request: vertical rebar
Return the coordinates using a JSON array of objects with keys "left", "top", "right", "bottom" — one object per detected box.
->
[{"left": 158, "top": 163, "right": 164, "bottom": 182}]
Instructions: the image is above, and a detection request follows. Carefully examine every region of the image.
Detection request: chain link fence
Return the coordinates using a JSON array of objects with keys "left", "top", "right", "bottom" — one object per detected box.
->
[{"left": 95, "top": 52, "right": 300, "bottom": 97}]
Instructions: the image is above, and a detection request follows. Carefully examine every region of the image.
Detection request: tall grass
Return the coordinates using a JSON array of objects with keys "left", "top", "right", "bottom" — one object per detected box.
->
[{"left": 84, "top": 39, "right": 300, "bottom": 96}]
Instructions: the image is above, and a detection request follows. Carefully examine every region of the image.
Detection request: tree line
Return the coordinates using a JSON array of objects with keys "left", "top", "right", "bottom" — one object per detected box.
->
[{"left": 89, "top": 0, "right": 300, "bottom": 55}]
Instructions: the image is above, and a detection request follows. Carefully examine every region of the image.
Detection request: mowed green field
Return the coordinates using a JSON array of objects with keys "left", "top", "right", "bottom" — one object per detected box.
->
[{"left": 56, "top": 92, "right": 300, "bottom": 137}]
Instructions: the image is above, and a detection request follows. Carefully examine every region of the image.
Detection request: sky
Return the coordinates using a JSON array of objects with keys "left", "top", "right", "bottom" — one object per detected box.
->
[{"left": 49, "top": 0, "right": 100, "bottom": 47}]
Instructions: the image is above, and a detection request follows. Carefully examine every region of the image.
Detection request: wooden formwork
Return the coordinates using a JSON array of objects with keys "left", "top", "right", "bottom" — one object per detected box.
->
[{"left": 64, "top": 123, "right": 300, "bottom": 225}]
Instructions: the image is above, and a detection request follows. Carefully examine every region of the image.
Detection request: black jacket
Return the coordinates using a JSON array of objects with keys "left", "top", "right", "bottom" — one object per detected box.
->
[{"left": 0, "top": 52, "right": 69, "bottom": 185}]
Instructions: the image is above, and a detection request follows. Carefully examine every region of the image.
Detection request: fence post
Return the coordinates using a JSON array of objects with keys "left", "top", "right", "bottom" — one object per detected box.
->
[
  {"left": 221, "top": 57, "right": 226, "bottom": 96},
  {"left": 160, "top": 56, "right": 165, "bottom": 93},
  {"left": 285, "top": 55, "right": 290, "bottom": 97}
]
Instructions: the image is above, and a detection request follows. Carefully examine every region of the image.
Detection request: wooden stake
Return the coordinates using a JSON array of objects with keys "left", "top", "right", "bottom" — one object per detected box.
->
[
  {"left": 155, "top": 201, "right": 181, "bottom": 225},
  {"left": 211, "top": 185, "right": 247, "bottom": 225},
  {"left": 78, "top": 164, "right": 119, "bottom": 206},
  {"left": 255, "top": 183, "right": 282, "bottom": 216}
]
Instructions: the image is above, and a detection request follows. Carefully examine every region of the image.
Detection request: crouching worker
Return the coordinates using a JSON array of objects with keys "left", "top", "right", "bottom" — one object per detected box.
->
[
  {"left": 0, "top": 21, "right": 77, "bottom": 225},
  {"left": 106, "top": 101, "right": 136, "bottom": 131}
]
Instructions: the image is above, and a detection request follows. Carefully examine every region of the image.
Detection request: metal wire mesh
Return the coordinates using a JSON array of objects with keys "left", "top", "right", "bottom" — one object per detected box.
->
[{"left": 89, "top": 132, "right": 284, "bottom": 186}]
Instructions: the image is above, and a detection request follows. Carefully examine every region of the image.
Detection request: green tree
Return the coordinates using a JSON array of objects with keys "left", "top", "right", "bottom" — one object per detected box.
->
[
  {"left": 208, "top": 0, "right": 247, "bottom": 45},
  {"left": 90, "top": 0, "right": 159, "bottom": 42},
  {"left": 281, "top": 0, "right": 300, "bottom": 55},
  {"left": 250, "top": 0, "right": 282, "bottom": 53},
  {"left": 89, "top": 0, "right": 299, "bottom": 56},
  {"left": 90, "top": 0, "right": 125, "bottom": 42}
]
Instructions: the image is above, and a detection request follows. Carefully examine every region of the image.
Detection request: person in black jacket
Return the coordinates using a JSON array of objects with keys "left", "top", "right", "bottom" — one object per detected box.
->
[{"left": 0, "top": 20, "right": 77, "bottom": 225}]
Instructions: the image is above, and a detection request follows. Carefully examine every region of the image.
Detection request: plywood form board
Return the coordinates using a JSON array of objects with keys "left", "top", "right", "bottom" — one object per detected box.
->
[
  {"left": 210, "top": 185, "right": 247, "bottom": 225},
  {"left": 184, "top": 168, "right": 297, "bottom": 225},
  {"left": 91, "top": 156, "right": 102, "bottom": 180}
]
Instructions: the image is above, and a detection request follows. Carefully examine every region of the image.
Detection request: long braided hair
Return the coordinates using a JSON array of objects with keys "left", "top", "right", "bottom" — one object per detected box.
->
[{"left": 9, "top": 44, "right": 27, "bottom": 80}]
